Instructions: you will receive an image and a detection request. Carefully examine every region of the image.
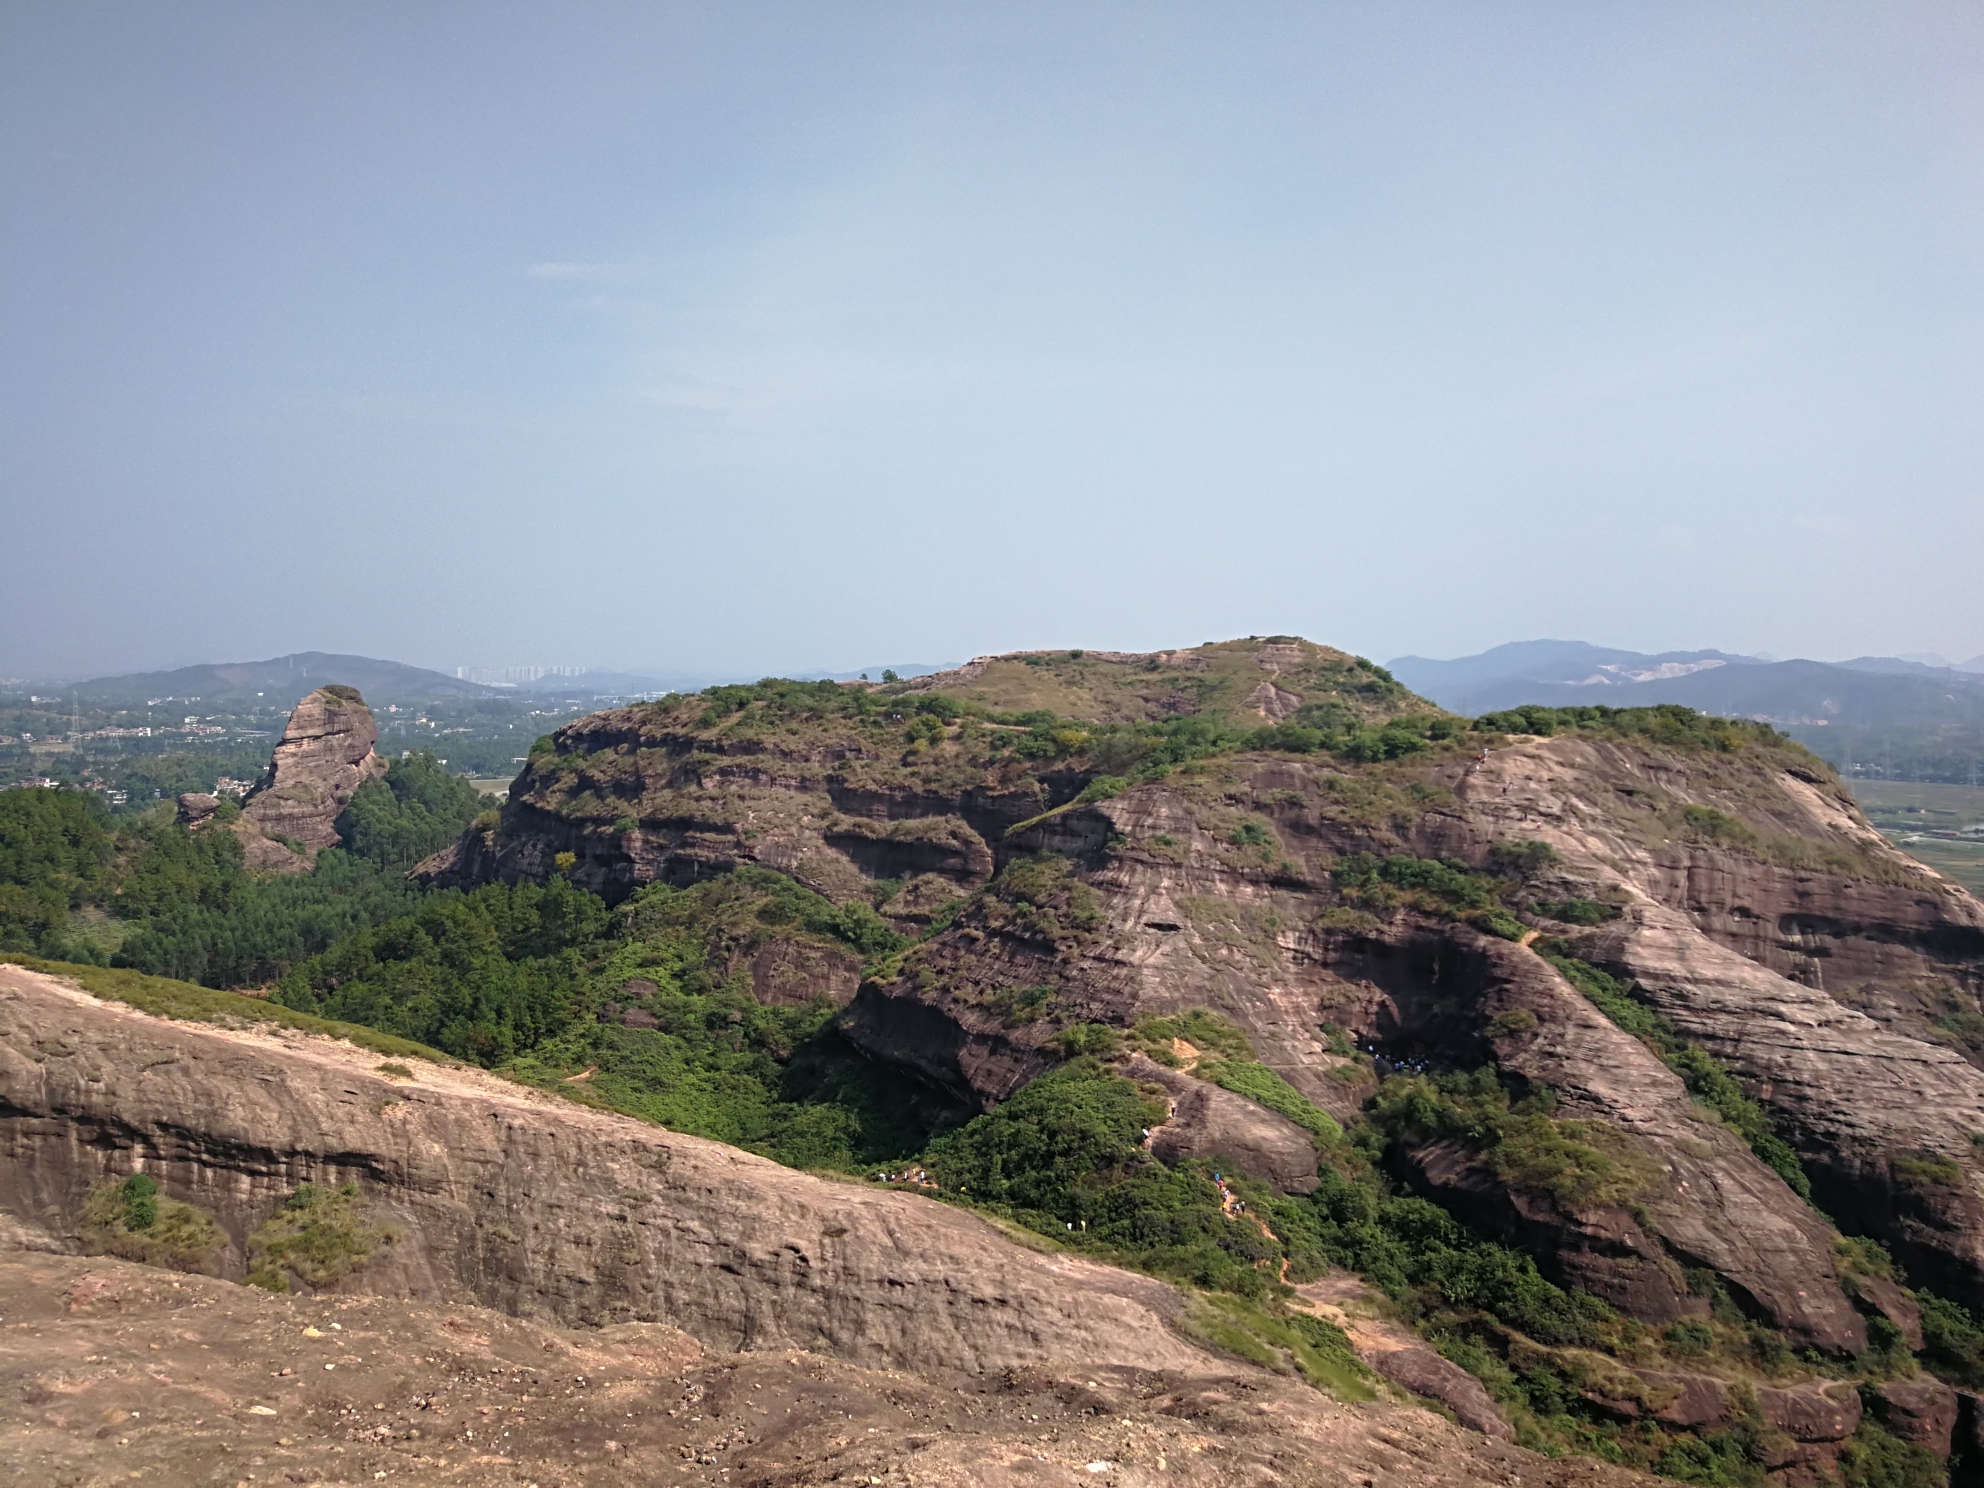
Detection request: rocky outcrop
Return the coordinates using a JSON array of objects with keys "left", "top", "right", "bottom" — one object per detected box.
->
[
  {"left": 1872, "top": 1374, "right": 1960, "bottom": 1457},
  {"left": 175, "top": 686, "right": 389, "bottom": 874},
  {"left": 0, "top": 963, "right": 1209, "bottom": 1378},
  {"left": 420, "top": 645, "right": 1984, "bottom": 1356},
  {"left": 1440, "top": 737, "right": 1984, "bottom": 1314},
  {"left": 1126, "top": 1054, "right": 1321, "bottom": 1194},
  {"left": 238, "top": 685, "right": 388, "bottom": 863}
]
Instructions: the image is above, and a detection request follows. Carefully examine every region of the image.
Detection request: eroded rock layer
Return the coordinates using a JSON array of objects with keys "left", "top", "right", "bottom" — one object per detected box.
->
[{"left": 422, "top": 639, "right": 1984, "bottom": 1343}]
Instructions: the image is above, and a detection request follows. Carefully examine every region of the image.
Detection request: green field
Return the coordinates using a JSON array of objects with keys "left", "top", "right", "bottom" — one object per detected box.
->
[{"left": 1848, "top": 780, "right": 1984, "bottom": 896}]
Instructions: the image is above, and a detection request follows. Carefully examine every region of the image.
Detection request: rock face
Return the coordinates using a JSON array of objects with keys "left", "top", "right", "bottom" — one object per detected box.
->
[
  {"left": 234, "top": 684, "right": 388, "bottom": 869},
  {"left": 1127, "top": 1054, "right": 1321, "bottom": 1194},
  {"left": 1871, "top": 1374, "right": 1960, "bottom": 1457},
  {"left": 418, "top": 639, "right": 1984, "bottom": 1357},
  {"left": 0, "top": 963, "right": 1206, "bottom": 1378},
  {"left": 180, "top": 685, "right": 388, "bottom": 873}
]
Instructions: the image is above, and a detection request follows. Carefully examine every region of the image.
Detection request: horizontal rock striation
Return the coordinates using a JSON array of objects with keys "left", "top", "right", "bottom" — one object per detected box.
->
[{"left": 0, "top": 963, "right": 1207, "bottom": 1378}]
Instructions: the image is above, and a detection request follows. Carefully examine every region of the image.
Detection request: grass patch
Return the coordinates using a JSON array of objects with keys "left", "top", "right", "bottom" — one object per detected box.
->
[
  {"left": 246, "top": 1181, "right": 394, "bottom": 1293},
  {"left": 2, "top": 955, "right": 450, "bottom": 1064},
  {"left": 1195, "top": 1057, "right": 1342, "bottom": 1142},
  {"left": 79, "top": 1174, "right": 222, "bottom": 1272},
  {"left": 1183, "top": 1293, "right": 1378, "bottom": 1400}
]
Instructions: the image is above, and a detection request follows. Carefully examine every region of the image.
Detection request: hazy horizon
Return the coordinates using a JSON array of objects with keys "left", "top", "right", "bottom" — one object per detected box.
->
[
  {"left": 5, "top": 3, "right": 1980, "bottom": 679},
  {"left": 10, "top": 632, "right": 1984, "bottom": 691}
]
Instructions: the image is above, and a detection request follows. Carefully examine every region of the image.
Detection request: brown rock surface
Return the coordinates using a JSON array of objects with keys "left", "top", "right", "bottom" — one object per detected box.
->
[
  {"left": 1871, "top": 1374, "right": 1959, "bottom": 1457},
  {"left": 0, "top": 1249, "right": 1666, "bottom": 1488},
  {"left": 1127, "top": 1053, "right": 1321, "bottom": 1194},
  {"left": 235, "top": 684, "right": 389, "bottom": 870},
  {"left": 1758, "top": 1380, "right": 1863, "bottom": 1441},
  {"left": 0, "top": 962, "right": 1201, "bottom": 1378},
  {"left": 173, "top": 791, "right": 220, "bottom": 827},
  {"left": 414, "top": 645, "right": 1984, "bottom": 1339}
]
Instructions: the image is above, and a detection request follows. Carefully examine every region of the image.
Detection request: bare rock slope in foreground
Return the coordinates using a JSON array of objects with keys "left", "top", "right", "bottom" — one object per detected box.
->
[
  {"left": 0, "top": 964, "right": 1660, "bottom": 1488},
  {"left": 0, "top": 1250, "right": 1654, "bottom": 1488}
]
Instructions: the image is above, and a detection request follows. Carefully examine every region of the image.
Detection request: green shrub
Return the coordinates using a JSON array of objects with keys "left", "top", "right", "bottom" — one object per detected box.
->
[
  {"left": 80, "top": 1173, "right": 221, "bottom": 1271},
  {"left": 1487, "top": 840, "right": 1556, "bottom": 879},
  {"left": 1054, "top": 1023, "right": 1122, "bottom": 1058},
  {"left": 1663, "top": 1319, "right": 1715, "bottom": 1356},
  {"left": 1892, "top": 1150, "right": 1964, "bottom": 1188},
  {"left": 1532, "top": 897, "right": 1622, "bottom": 926},
  {"left": 246, "top": 1182, "right": 394, "bottom": 1293}
]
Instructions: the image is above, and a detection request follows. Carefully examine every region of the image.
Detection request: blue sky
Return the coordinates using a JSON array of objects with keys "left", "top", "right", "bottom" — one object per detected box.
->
[{"left": 3, "top": 2, "right": 1980, "bottom": 679}]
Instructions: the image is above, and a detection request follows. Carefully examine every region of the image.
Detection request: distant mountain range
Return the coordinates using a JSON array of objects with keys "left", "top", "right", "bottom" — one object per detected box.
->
[
  {"left": 1387, "top": 641, "right": 1984, "bottom": 731},
  {"left": 54, "top": 654, "right": 962, "bottom": 708},
  {"left": 503, "top": 662, "right": 955, "bottom": 695}
]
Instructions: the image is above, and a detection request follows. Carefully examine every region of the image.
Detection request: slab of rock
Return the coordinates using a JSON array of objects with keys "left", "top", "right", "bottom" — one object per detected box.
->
[
  {"left": 1847, "top": 1271, "right": 1925, "bottom": 1351},
  {"left": 1630, "top": 1369, "right": 1736, "bottom": 1429},
  {"left": 1364, "top": 1344, "right": 1515, "bottom": 1439},
  {"left": 1871, "top": 1375, "right": 1959, "bottom": 1457},
  {"left": 1759, "top": 1381, "right": 1863, "bottom": 1442},
  {"left": 1127, "top": 1054, "right": 1321, "bottom": 1194},
  {"left": 173, "top": 793, "right": 220, "bottom": 827},
  {"left": 0, "top": 963, "right": 1206, "bottom": 1378}
]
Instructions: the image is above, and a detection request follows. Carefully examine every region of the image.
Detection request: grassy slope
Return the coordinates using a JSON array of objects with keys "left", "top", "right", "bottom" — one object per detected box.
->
[
  {"left": 1, "top": 955, "right": 451, "bottom": 1064},
  {"left": 904, "top": 637, "right": 1430, "bottom": 726}
]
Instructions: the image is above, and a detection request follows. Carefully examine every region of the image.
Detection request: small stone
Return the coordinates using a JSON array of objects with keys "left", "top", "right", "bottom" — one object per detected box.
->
[
  {"left": 246, "top": 1406, "right": 277, "bottom": 1416},
  {"left": 302, "top": 1328, "right": 323, "bottom": 1339}
]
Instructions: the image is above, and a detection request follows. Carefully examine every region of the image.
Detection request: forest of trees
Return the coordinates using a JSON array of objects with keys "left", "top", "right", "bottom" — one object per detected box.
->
[{"left": 0, "top": 749, "right": 487, "bottom": 984}]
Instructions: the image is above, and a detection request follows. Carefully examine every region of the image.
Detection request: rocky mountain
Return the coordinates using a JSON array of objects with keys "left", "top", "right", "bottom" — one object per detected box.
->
[
  {"left": 409, "top": 635, "right": 1984, "bottom": 1480},
  {"left": 178, "top": 684, "right": 389, "bottom": 872}
]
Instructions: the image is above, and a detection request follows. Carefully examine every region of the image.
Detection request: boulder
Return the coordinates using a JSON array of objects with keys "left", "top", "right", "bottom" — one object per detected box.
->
[
  {"left": 174, "top": 793, "right": 220, "bottom": 827},
  {"left": 1634, "top": 1369, "right": 1737, "bottom": 1429},
  {"left": 1871, "top": 1375, "right": 1958, "bottom": 1458},
  {"left": 1127, "top": 1054, "right": 1321, "bottom": 1194},
  {"left": 1758, "top": 1381, "right": 1863, "bottom": 1442},
  {"left": 1847, "top": 1272, "right": 1925, "bottom": 1351},
  {"left": 1363, "top": 1344, "right": 1514, "bottom": 1438}
]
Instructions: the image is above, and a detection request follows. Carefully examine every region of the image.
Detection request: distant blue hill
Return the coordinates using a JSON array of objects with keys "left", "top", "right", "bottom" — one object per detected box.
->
[{"left": 1388, "top": 642, "right": 1984, "bottom": 730}]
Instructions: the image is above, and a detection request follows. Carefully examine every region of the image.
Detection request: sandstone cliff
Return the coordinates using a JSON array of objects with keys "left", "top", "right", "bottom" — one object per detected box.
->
[
  {"left": 0, "top": 961, "right": 1677, "bottom": 1488},
  {"left": 419, "top": 641, "right": 1984, "bottom": 1350},
  {"left": 180, "top": 684, "right": 389, "bottom": 873}
]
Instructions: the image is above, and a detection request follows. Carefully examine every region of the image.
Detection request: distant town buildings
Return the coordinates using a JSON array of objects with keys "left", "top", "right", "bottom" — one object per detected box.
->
[{"left": 455, "top": 664, "right": 582, "bottom": 686}]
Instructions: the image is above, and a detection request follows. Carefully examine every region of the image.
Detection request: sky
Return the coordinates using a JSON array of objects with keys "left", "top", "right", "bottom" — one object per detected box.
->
[{"left": 3, "top": 2, "right": 1981, "bottom": 682}]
